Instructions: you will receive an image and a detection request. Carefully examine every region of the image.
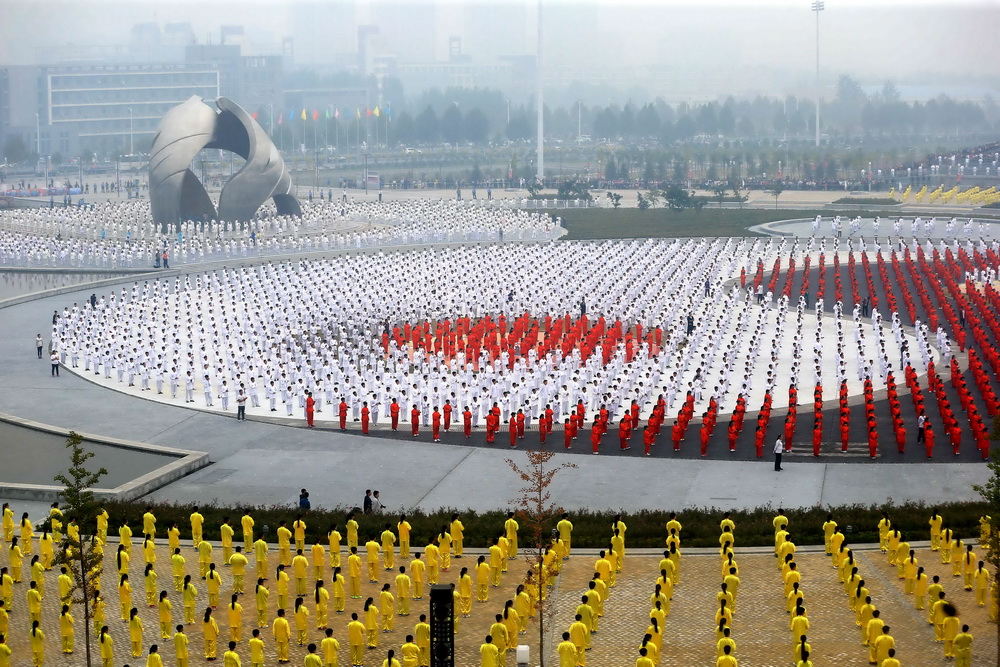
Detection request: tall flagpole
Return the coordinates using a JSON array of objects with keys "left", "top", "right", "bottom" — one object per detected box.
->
[{"left": 535, "top": 0, "right": 544, "bottom": 182}]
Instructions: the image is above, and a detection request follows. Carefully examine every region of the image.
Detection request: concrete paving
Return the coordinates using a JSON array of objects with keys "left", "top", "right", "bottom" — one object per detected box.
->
[{"left": 0, "top": 267, "right": 991, "bottom": 514}]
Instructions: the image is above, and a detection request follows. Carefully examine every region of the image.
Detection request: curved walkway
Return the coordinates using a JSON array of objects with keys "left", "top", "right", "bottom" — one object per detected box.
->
[{"left": 0, "top": 246, "right": 991, "bottom": 513}]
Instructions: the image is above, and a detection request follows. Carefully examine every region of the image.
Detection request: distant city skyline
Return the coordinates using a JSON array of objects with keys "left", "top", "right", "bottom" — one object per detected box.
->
[{"left": 0, "top": 0, "right": 997, "bottom": 103}]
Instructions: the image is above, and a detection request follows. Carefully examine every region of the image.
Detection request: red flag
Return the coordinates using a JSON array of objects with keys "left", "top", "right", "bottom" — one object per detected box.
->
[
  {"left": 312, "top": 109, "right": 319, "bottom": 120},
  {"left": 252, "top": 111, "right": 258, "bottom": 120},
  {"left": 366, "top": 107, "right": 372, "bottom": 117}
]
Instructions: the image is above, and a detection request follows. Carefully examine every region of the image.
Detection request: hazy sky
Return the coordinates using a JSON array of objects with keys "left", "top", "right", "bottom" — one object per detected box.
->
[{"left": 1, "top": 0, "right": 997, "bottom": 100}]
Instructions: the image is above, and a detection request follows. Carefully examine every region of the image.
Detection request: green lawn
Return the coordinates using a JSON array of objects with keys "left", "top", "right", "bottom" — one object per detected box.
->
[{"left": 556, "top": 207, "right": 911, "bottom": 240}]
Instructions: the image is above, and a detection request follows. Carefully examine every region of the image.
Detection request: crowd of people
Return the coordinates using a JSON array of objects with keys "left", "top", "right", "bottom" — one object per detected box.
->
[{"left": 0, "top": 200, "right": 561, "bottom": 269}]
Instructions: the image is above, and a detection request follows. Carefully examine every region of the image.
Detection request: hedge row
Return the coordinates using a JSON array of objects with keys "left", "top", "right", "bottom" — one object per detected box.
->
[{"left": 49, "top": 498, "right": 989, "bottom": 551}]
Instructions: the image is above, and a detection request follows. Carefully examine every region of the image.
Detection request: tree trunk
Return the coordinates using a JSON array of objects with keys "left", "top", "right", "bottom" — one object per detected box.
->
[{"left": 79, "top": 547, "right": 92, "bottom": 667}]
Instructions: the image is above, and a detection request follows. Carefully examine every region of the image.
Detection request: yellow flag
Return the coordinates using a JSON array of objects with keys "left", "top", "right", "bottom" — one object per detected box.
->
[
  {"left": 300, "top": 108, "right": 307, "bottom": 120},
  {"left": 374, "top": 106, "right": 380, "bottom": 117}
]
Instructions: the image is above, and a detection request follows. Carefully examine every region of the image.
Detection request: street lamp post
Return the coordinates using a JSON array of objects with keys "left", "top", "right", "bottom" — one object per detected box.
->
[
  {"left": 812, "top": 1, "right": 824, "bottom": 147},
  {"left": 577, "top": 100, "right": 582, "bottom": 142},
  {"left": 128, "top": 107, "right": 134, "bottom": 157},
  {"left": 364, "top": 153, "right": 370, "bottom": 194}
]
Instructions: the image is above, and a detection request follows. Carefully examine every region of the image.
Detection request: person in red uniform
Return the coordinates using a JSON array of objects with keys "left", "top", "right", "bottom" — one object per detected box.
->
[
  {"left": 411, "top": 405, "right": 420, "bottom": 436},
  {"left": 840, "top": 411, "right": 850, "bottom": 452},
  {"left": 463, "top": 407, "right": 472, "bottom": 438},
  {"left": 432, "top": 408, "right": 442, "bottom": 442},
  {"left": 599, "top": 405, "right": 609, "bottom": 435},
  {"left": 895, "top": 424, "right": 906, "bottom": 453},
  {"left": 306, "top": 391, "right": 315, "bottom": 428},
  {"left": 544, "top": 406, "right": 554, "bottom": 434},
  {"left": 509, "top": 413, "right": 518, "bottom": 447},
  {"left": 485, "top": 411, "right": 497, "bottom": 444},
  {"left": 516, "top": 410, "right": 526, "bottom": 439},
  {"left": 867, "top": 424, "right": 878, "bottom": 459},
  {"left": 590, "top": 419, "right": 602, "bottom": 454},
  {"left": 339, "top": 399, "right": 349, "bottom": 430},
  {"left": 390, "top": 400, "right": 400, "bottom": 431},
  {"left": 924, "top": 423, "right": 935, "bottom": 459},
  {"left": 538, "top": 420, "right": 547, "bottom": 445},
  {"left": 619, "top": 417, "right": 631, "bottom": 451},
  {"left": 361, "top": 402, "right": 370, "bottom": 435},
  {"left": 643, "top": 425, "right": 654, "bottom": 456},
  {"left": 812, "top": 416, "right": 822, "bottom": 456},
  {"left": 443, "top": 402, "right": 453, "bottom": 432},
  {"left": 699, "top": 420, "right": 710, "bottom": 457},
  {"left": 630, "top": 400, "right": 640, "bottom": 428},
  {"left": 671, "top": 421, "right": 683, "bottom": 451},
  {"left": 727, "top": 420, "right": 739, "bottom": 452},
  {"left": 563, "top": 419, "right": 572, "bottom": 449}
]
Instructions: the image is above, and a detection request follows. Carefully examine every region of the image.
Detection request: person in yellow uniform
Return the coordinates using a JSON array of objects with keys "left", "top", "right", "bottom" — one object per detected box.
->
[
  {"left": 272, "top": 608, "right": 291, "bottom": 663},
  {"left": 227, "top": 593, "right": 244, "bottom": 642},
  {"left": 9, "top": 540, "right": 23, "bottom": 583},
  {"left": 143, "top": 506, "right": 157, "bottom": 539},
  {"left": 158, "top": 591, "right": 173, "bottom": 638},
  {"left": 59, "top": 604, "right": 75, "bottom": 653},
  {"left": 207, "top": 563, "right": 224, "bottom": 609},
  {"left": 197, "top": 537, "right": 213, "bottom": 579},
  {"left": 873, "top": 626, "right": 894, "bottom": 666},
  {"left": 0, "top": 504, "right": 12, "bottom": 543},
  {"left": 381, "top": 525, "right": 397, "bottom": 571},
  {"left": 425, "top": 540, "right": 441, "bottom": 585},
  {"left": 251, "top": 579, "right": 269, "bottom": 628},
  {"left": 569, "top": 613, "right": 589, "bottom": 666},
  {"left": 241, "top": 512, "right": 255, "bottom": 552},
  {"left": 29, "top": 620, "right": 45, "bottom": 667},
  {"left": 181, "top": 575, "right": 198, "bottom": 624},
  {"left": 556, "top": 514, "right": 574, "bottom": 559},
  {"left": 456, "top": 567, "right": 473, "bottom": 617},
  {"left": 129, "top": 606, "right": 145, "bottom": 657},
  {"left": 716, "top": 643, "right": 737, "bottom": 667},
  {"left": 962, "top": 545, "right": 977, "bottom": 590},
  {"left": 292, "top": 550, "right": 310, "bottom": 597},
  {"left": 414, "top": 614, "right": 431, "bottom": 665},
  {"left": 876, "top": 512, "right": 891, "bottom": 552},
  {"left": 942, "top": 605, "right": 961, "bottom": 659},
  {"left": 332, "top": 567, "right": 346, "bottom": 613},
  {"left": 174, "top": 626, "right": 190, "bottom": 667},
  {"left": 147, "top": 643, "right": 166, "bottom": 667},
  {"left": 363, "top": 597, "right": 379, "bottom": 648},
  {"left": 636, "top": 646, "right": 656, "bottom": 667},
  {"left": 940, "top": 527, "right": 954, "bottom": 564},
  {"left": 314, "top": 580, "right": 330, "bottom": 629},
  {"left": 304, "top": 642, "right": 323, "bottom": 667},
  {"left": 488, "top": 539, "right": 503, "bottom": 588},
  {"left": 347, "top": 612, "right": 366, "bottom": 666},
  {"left": 98, "top": 626, "right": 114, "bottom": 667},
  {"left": 116, "top": 518, "right": 130, "bottom": 556},
  {"left": 168, "top": 521, "right": 181, "bottom": 554},
  {"left": 347, "top": 548, "right": 363, "bottom": 599},
  {"left": 25, "top": 580, "right": 42, "bottom": 625},
  {"left": 346, "top": 514, "right": 360, "bottom": 551},
  {"left": 143, "top": 563, "right": 158, "bottom": 607},
  {"left": 254, "top": 537, "right": 269, "bottom": 581},
  {"left": 231, "top": 546, "right": 249, "bottom": 594},
  {"left": 475, "top": 555, "right": 490, "bottom": 603},
  {"left": 327, "top": 524, "right": 343, "bottom": 570},
  {"left": 401, "top": 634, "right": 420, "bottom": 667},
  {"left": 881, "top": 648, "right": 900, "bottom": 667},
  {"left": 293, "top": 516, "right": 307, "bottom": 553},
  {"left": 312, "top": 541, "right": 326, "bottom": 581},
  {"left": 504, "top": 512, "right": 519, "bottom": 558},
  {"left": 975, "top": 561, "right": 991, "bottom": 605},
  {"left": 277, "top": 521, "right": 293, "bottom": 567},
  {"left": 171, "top": 548, "right": 186, "bottom": 592},
  {"left": 410, "top": 553, "right": 426, "bottom": 600},
  {"left": 438, "top": 528, "right": 452, "bottom": 572},
  {"left": 821, "top": 514, "right": 837, "bottom": 554},
  {"left": 320, "top": 627, "right": 340, "bottom": 666},
  {"left": 365, "top": 538, "right": 382, "bottom": 584},
  {"left": 39, "top": 533, "right": 54, "bottom": 570},
  {"left": 953, "top": 624, "right": 973, "bottom": 667},
  {"left": 248, "top": 628, "right": 265, "bottom": 667},
  {"left": 396, "top": 566, "right": 413, "bottom": 617},
  {"left": 222, "top": 640, "right": 241, "bottom": 667},
  {"left": 380, "top": 583, "right": 395, "bottom": 632},
  {"left": 203, "top": 608, "right": 220, "bottom": 660},
  {"left": 19, "top": 514, "right": 34, "bottom": 556},
  {"left": 928, "top": 509, "right": 943, "bottom": 550},
  {"left": 480, "top": 635, "right": 499, "bottom": 667},
  {"left": 294, "top": 597, "right": 311, "bottom": 646},
  {"left": 30, "top": 557, "right": 44, "bottom": 598},
  {"left": 449, "top": 514, "right": 465, "bottom": 559},
  {"left": 557, "top": 631, "right": 577, "bottom": 667},
  {"left": 221, "top": 518, "right": 235, "bottom": 565},
  {"left": 117, "top": 574, "right": 133, "bottom": 621}
]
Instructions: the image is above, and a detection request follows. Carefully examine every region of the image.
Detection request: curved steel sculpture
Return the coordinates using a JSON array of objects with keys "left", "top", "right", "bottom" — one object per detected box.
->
[{"left": 149, "top": 96, "right": 301, "bottom": 228}]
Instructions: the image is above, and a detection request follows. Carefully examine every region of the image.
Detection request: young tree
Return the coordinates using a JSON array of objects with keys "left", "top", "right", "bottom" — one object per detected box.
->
[
  {"left": 767, "top": 186, "right": 784, "bottom": 209},
  {"left": 713, "top": 186, "right": 728, "bottom": 208},
  {"left": 506, "top": 450, "right": 577, "bottom": 667},
  {"left": 53, "top": 431, "right": 108, "bottom": 667}
]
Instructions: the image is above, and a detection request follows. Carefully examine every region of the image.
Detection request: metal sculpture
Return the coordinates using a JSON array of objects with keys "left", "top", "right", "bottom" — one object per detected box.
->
[{"left": 149, "top": 96, "right": 300, "bottom": 228}]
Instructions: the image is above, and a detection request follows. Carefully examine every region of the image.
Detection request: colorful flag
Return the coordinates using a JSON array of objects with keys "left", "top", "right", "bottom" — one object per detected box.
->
[
  {"left": 335, "top": 108, "right": 340, "bottom": 119},
  {"left": 356, "top": 108, "right": 361, "bottom": 118},
  {"left": 313, "top": 109, "right": 319, "bottom": 120},
  {"left": 288, "top": 110, "right": 294, "bottom": 121},
  {"left": 373, "top": 106, "right": 380, "bottom": 117},
  {"left": 278, "top": 111, "right": 283, "bottom": 125},
  {"left": 300, "top": 108, "right": 307, "bottom": 121},
  {"left": 252, "top": 111, "right": 258, "bottom": 120},
  {"left": 325, "top": 109, "right": 331, "bottom": 119},
  {"left": 366, "top": 107, "right": 372, "bottom": 117},
  {"left": 385, "top": 103, "right": 391, "bottom": 120}
]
